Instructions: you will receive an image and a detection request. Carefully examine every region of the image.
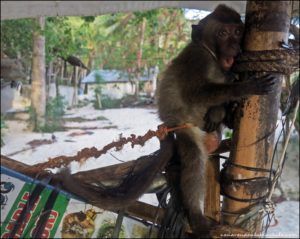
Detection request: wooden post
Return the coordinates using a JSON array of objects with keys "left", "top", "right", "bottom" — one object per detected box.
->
[
  {"left": 205, "top": 132, "right": 221, "bottom": 222},
  {"left": 204, "top": 155, "right": 220, "bottom": 223},
  {"left": 222, "top": 1, "right": 292, "bottom": 235},
  {"left": 31, "top": 16, "right": 46, "bottom": 127},
  {"left": 72, "top": 66, "right": 78, "bottom": 106}
]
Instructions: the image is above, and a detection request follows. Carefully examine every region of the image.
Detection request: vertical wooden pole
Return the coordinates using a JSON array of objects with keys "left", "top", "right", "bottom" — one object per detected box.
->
[
  {"left": 72, "top": 66, "right": 78, "bottom": 106},
  {"left": 222, "top": 1, "right": 292, "bottom": 234},
  {"left": 205, "top": 155, "right": 220, "bottom": 222},
  {"left": 31, "top": 16, "right": 46, "bottom": 128},
  {"left": 205, "top": 131, "right": 221, "bottom": 223},
  {"left": 135, "top": 17, "right": 146, "bottom": 99}
]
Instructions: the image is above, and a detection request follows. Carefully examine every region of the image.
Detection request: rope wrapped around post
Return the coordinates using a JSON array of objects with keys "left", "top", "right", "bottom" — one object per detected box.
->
[{"left": 233, "top": 47, "right": 299, "bottom": 75}]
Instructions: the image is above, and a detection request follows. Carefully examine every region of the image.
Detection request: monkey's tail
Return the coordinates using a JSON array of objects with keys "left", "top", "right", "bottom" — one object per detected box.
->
[{"left": 56, "top": 137, "right": 173, "bottom": 210}]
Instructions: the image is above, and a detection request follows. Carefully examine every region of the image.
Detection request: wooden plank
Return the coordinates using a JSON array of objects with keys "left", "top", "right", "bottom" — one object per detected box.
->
[
  {"left": 126, "top": 201, "right": 165, "bottom": 224},
  {"left": 204, "top": 131, "right": 222, "bottom": 223},
  {"left": 204, "top": 155, "right": 220, "bottom": 222}
]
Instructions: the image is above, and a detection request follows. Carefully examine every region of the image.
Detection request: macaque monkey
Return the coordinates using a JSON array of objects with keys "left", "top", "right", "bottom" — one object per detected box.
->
[
  {"left": 157, "top": 4, "right": 276, "bottom": 237},
  {"left": 57, "top": 4, "right": 276, "bottom": 238}
]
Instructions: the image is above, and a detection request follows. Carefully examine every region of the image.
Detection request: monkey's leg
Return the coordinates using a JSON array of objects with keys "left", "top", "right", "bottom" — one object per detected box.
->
[{"left": 176, "top": 127, "right": 211, "bottom": 237}]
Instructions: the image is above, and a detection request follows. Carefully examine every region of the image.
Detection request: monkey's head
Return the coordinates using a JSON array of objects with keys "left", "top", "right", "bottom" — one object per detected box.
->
[{"left": 192, "top": 4, "right": 244, "bottom": 71}]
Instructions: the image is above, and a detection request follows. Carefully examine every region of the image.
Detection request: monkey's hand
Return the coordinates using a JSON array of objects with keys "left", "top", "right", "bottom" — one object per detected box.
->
[
  {"left": 204, "top": 105, "right": 226, "bottom": 132},
  {"left": 244, "top": 74, "right": 277, "bottom": 95}
]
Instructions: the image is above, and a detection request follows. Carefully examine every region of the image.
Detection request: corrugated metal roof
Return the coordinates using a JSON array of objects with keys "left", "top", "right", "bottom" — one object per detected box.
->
[
  {"left": 2, "top": 1, "right": 298, "bottom": 21},
  {"left": 1, "top": 1, "right": 248, "bottom": 20}
]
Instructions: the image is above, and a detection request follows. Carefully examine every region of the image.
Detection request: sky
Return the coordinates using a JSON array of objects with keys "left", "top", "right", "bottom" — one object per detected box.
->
[{"left": 184, "top": 9, "right": 211, "bottom": 21}]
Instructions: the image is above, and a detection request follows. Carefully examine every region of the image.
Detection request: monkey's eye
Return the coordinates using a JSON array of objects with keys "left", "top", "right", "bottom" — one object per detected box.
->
[{"left": 218, "top": 30, "right": 227, "bottom": 37}]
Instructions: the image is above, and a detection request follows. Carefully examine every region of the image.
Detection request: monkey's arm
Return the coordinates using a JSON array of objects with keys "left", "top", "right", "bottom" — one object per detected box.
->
[{"left": 188, "top": 74, "right": 276, "bottom": 106}]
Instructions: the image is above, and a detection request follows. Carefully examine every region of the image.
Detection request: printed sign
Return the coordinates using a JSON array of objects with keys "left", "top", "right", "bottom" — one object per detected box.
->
[{"left": 0, "top": 168, "right": 156, "bottom": 238}]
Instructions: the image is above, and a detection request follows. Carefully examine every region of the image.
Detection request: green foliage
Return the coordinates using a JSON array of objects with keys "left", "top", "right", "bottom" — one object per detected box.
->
[
  {"left": 139, "top": 81, "right": 146, "bottom": 91},
  {"left": 97, "top": 220, "right": 125, "bottom": 238},
  {"left": 86, "top": 8, "right": 190, "bottom": 72},
  {"left": 224, "top": 129, "right": 233, "bottom": 139},
  {"left": 93, "top": 73, "right": 104, "bottom": 109},
  {"left": 92, "top": 73, "right": 123, "bottom": 109},
  {"left": 45, "top": 17, "right": 80, "bottom": 63},
  {"left": 1, "top": 115, "right": 7, "bottom": 147},
  {"left": 1, "top": 19, "right": 33, "bottom": 59},
  {"left": 42, "top": 95, "right": 67, "bottom": 132},
  {"left": 81, "top": 16, "right": 95, "bottom": 23},
  {"left": 2, "top": 8, "right": 191, "bottom": 84},
  {"left": 28, "top": 96, "right": 67, "bottom": 132},
  {"left": 27, "top": 106, "right": 38, "bottom": 131},
  {"left": 95, "top": 73, "right": 104, "bottom": 91},
  {"left": 96, "top": 116, "right": 108, "bottom": 120},
  {"left": 101, "top": 97, "right": 122, "bottom": 109},
  {"left": 76, "top": 99, "right": 90, "bottom": 108}
]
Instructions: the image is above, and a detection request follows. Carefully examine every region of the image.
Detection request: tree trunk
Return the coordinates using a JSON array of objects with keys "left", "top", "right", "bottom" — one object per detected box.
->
[
  {"left": 84, "top": 83, "right": 88, "bottom": 94},
  {"left": 63, "top": 60, "right": 67, "bottom": 78},
  {"left": 135, "top": 17, "right": 146, "bottom": 99},
  {"left": 151, "top": 65, "right": 159, "bottom": 97},
  {"left": 87, "top": 50, "right": 95, "bottom": 71},
  {"left": 72, "top": 66, "right": 78, "bottom": 107},
  {"left": 162, "top": 33, "right": 171, "bottom": 66},
  {"left": 222, "top": 1, "right": 292, "bottom": 235},
  {"left": 96, "top": 93, "right": 102, "bottom": 109},
  {"left": 55, "top": 79, "right": 60, "bottom": 98},
  {"left": 60, "top": 58, "right": 64, "bottom": 80},
  {"left": 77, "top": 68, "right": 82, "bottom": 94},
  {"left": 71, "top": 66, "right": 75, "bottom": 85},
  {"left": 31, "top": 16, "right": 46, "bottom": 130},
  {"left": 46, "top": 61, "right": 53, "bottom": 101}
]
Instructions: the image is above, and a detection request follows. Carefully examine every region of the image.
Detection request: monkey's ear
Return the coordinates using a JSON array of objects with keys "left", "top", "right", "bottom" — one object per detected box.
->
[{"left": 191, "top": 24, "right": 203, "bottom": 43}]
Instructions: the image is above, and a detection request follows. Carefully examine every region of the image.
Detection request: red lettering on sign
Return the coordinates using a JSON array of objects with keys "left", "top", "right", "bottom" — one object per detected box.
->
[
  {"left": 1, "top": 232, "right": 10, "bottom": 238},
  {"left": 46, "top": 210, "right": 58, "bottom": 229},
  {"left": 30, "top": 210, "right": 59, "bottom": 238},
  {"left": 3, "top": 191, "right": 41, "bottom": 238},
  {"left": 41, "top": 230, "right": 50, "bottom": 238},
  {"left": 11, "top": 202, "right": 25, "bottom": 221},
  {"left": 22, "top": 192, "right": 30, "bottom": 201},
  {"left": 16, "top": 213, "right": 31, "bottom": 237}
]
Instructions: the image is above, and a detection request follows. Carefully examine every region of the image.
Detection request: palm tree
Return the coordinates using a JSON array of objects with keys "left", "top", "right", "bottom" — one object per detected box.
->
[{"left": 31, "top": 16, "right": 46, "bottom": 130}]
